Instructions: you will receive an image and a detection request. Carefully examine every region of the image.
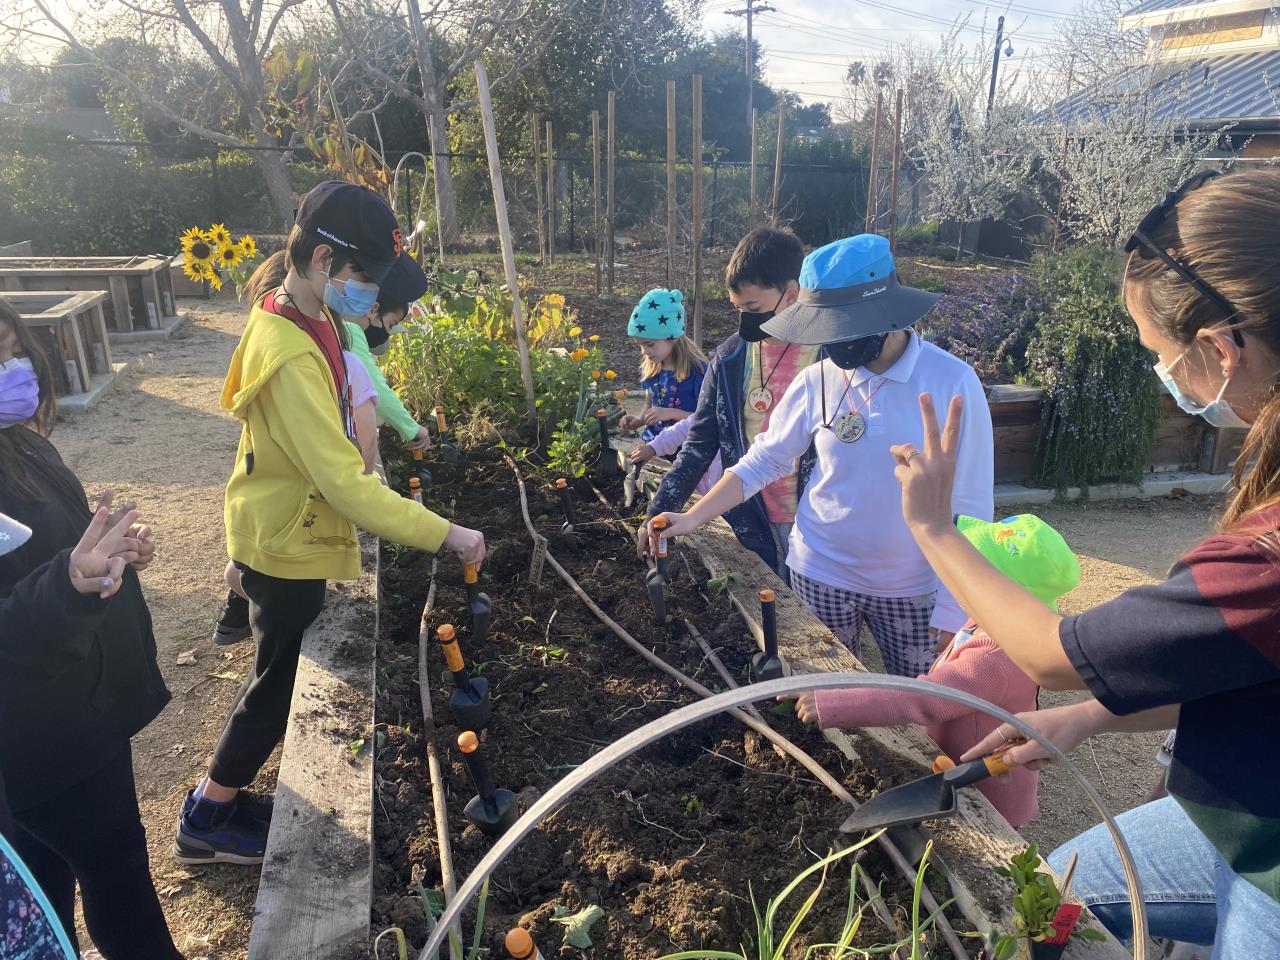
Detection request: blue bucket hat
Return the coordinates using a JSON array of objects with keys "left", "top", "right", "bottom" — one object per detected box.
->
[
  {"left": 761, "top": 234, "right": 940, "bottom": 344},
  {"left": 628, "top": 288, "right": 686, "bottom": 340}
]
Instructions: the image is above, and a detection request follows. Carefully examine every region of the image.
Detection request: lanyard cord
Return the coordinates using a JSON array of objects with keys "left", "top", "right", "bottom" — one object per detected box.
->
[
  {"left": 757, "top": 341, "right": 793, "bottom": 393},
  {"left": 820, "top": 362, "right": 889, "bottom": 430}
]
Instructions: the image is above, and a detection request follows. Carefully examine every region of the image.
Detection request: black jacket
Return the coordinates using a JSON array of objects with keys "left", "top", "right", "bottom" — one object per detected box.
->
[
  {"left": 0, "top": 431, "right": 170, "bottom": 811},
  {"left": 647, "top": 335, "right": 817, "bottom": 572}
]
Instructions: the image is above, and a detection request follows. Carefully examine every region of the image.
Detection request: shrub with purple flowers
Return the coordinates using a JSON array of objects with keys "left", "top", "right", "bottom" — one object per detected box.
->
[{"left": 920, "top": 271, "right": 1037, "bottom": 385}]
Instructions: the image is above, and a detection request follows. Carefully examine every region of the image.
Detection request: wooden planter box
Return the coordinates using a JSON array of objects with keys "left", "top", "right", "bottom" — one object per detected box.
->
[
  {"left": 0, "top": 241, "right": 33, "bottom": 256},
  {"left": 0, "top": 255, "right": 178, "bottom": 333},
  {"left": 2, "top": 290, "right": 113, "bottom": 396},
  {"left": 989, "top": 384, "right": 1245, "bottom": 484}
]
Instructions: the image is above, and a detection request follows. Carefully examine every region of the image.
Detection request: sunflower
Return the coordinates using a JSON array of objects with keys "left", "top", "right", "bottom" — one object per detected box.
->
[
  {"left": 238, "top": 235, "right": 258, "bottom": 259},
  {"left": 208, "top": 223, "right": 232, "bottom": 247},
  {"left": 205, "top": 267, "right": 223, "bottom": 292},
  {"left": 181, "top": 229, "right": 216, "bottom": 278},
  {"left": 217, "top": 242, "right": 244, "bottom": 270}
]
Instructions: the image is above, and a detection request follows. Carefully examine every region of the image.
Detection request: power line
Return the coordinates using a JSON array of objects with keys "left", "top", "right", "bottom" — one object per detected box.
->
[{"left": 726, "top": 0, "right": 776, "bottom": 130}]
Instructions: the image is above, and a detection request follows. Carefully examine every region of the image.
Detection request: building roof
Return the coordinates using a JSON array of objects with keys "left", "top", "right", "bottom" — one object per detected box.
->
[
  {"left": 1120, "top": 0, "right": 1277, "bottom": 29},
  {"left": 1044, "top": 49, "right": 1280, "bottom": 131}
]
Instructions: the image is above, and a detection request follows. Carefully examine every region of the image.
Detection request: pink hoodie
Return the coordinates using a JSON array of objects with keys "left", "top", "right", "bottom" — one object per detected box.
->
[{"left": 814, "top": 622, "right": 1040, "bottom": 828}]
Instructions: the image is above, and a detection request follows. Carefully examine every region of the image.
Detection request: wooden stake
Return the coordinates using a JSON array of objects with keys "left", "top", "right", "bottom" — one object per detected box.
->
[
  {"left": 606, "top": 91, "right": 616, "bottom": 297},
  {"left": 771, "top": 104, "right": 784, "bottom": 225},
  {"left": 475, "top": 60, "right": 538, "bottom": 432},
  {"left": 865, "top": 92, "right": 882, "bottom": 234},
  {"left": 749, "top": 107, "right": 758, "bottom": 225},
  {"left": 592, "top": 109, "right": 602, "bottom": 296},
  {"left": 545, "top": 119, "right": 555, "bottom": 264},
  {"left": 666, "top": 79, "right": 677, "bottom": 290},
  {"left": 691, "top": 73, "right": 703, "bottom": 348},
  {"left": 889, "top": 88, "right": 903, "bottom": 250},
  {"left": 531, "top": 115, "right": 545, "bottom": 262}
]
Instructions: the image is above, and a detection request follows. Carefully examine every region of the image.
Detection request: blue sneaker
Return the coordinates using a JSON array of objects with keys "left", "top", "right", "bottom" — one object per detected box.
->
[{"left": 173, "top": 790, "right": 269, "bottom": 865}]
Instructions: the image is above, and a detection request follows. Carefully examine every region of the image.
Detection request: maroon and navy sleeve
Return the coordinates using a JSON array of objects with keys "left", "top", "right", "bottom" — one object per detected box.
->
[{"left": 1060, "top": 532, "right": 1280, "bottom": 715}]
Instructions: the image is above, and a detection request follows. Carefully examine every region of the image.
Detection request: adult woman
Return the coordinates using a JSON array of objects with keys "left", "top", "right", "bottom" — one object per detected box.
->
[
  {"left": 0, "top": 301, "right": 182, "bottom": 958},
  {"left": 893, "top": 169, "right": 1280, "bottom": 955}
]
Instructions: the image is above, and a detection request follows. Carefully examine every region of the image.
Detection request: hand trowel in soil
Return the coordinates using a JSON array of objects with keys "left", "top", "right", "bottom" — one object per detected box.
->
[
  {"left": 750, "top": 588, "right": 785, "bottom": 683},
  {"left": 622, "top": 458, "right": 645, "bottom": 509},
  {"left": 595, "top": 408, "right": 620, "bottom": 478},
  {"left": 645, "top": 516, "right": 671, "bottom": 625},
  {"left": 463, "top": 562, "right": 493, "bottom": 645},
  {"left": 435, "top": 405, "right": 460, "bottom": 467},
  {"left": 436, "top": 624, "right": 490, "bottom": 731},
  {"left": 555, "top": 479, "right": 579, "bottom": 549},
  {"left": 839, "top": 751, "right": 1018, "bottom": 833}
]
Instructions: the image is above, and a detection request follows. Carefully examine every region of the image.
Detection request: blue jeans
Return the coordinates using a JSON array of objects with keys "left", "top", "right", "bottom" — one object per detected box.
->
[{"left": 1048, "top": 797, "right": 1280, "bottom": 958}]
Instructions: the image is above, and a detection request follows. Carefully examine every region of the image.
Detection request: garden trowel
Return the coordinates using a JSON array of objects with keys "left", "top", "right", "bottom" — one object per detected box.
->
[
  {"left": 839, "top": 752, "right": 1017, "bottom": 833},
  {"left": 435, "top": 404, "right": 460, "bottom": 466},
  {"left": 622, "top": 458, "right": 644, "bottom": 509},
  {"left": 555, "top": 478, "right": 578, "bottom": 549},
  {"left": 645, "top": 516, "right": 670, "bottom": 625},
  {"left": 463, "top": 562, "right": 493, "bottom": 645}
]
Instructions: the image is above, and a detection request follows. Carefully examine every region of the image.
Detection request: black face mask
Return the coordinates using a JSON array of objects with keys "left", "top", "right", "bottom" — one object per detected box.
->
[
  {"left": 825, "top": 333, "right": 889, "bottom": 370},
  {"left": 738, "top": 290, "right": 787, "bottom": 343},
  {"left": 364, "top": 322, "right": 390, "bottom": 350}
]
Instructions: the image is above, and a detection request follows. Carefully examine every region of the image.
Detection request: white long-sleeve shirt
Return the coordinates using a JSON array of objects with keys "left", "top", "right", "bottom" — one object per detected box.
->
[
  {"left": 646, "top": 415, "right": 723, "bottom": 494},
  {"left": 728, "top": 333, "right": 994, "bottom": 632}
]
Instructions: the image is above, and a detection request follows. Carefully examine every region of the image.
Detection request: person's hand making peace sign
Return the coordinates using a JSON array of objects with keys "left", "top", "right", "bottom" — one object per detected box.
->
[
  {"left": 70, "top": 502, "right": 141, "bottom": 598},
  {"left": 890, "top": 393, "right": 965, "bottom": 536}
]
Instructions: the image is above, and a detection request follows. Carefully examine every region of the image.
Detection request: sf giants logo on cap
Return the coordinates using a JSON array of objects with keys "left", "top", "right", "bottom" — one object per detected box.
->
[{"left": 392, "top": 228, "right": 403, "bottom": 256}]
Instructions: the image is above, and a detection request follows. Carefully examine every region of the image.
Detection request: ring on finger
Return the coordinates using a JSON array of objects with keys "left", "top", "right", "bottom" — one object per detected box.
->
[{"left": 904, "top": 449, "right": 920, "bottom": 464}]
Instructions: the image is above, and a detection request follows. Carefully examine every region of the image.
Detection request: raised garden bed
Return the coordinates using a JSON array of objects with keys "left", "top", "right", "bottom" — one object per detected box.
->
[
  {"left": 0, "top": 255, "right": 178, "bottom": 333},
  {"left": 2, "top": 289, "right": 113, "bottom": 395},
  {"left": 368, "top": 444, "right": 1126, "bottom": 959}
]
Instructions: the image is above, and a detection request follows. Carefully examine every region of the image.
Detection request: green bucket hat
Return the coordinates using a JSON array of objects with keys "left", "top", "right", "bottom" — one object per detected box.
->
[{"left": 956, "top": 514, "right": 1081, "bottom": 611}]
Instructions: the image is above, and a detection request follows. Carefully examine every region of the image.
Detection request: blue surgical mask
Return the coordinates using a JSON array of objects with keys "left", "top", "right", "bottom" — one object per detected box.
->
[
  {"left": 1153, "top": 349, "right": 1250, "bottom": 429},
  {"left": 0, "top": 356, "right": 39, "bottom": 428},
  {"left": 323, "top": 270, "right": 379, "bottom": 319}
]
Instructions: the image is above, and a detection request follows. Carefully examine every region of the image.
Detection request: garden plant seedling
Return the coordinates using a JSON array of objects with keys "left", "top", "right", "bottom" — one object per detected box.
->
[
  {"left": 555, "top": 478, "right": 578, "bottom": 549},
  {"left": 463, "top": 562, "right": 493, "bottom": 645},
  {"left": 595, "top": 407, "right": 619, "bottom": 477},
  {"left": 504, "top": 927, "right": 544, "bottom": 960},
  {"left": 437, "top": 624, "right": 491, "bottom": 732},
  {"left": 646, "top": 516, "right": 670, "bottom": 625},
  {"left": 751, "top": 588, "right": 784, "bottom": 683},
  {"left": 435, "top": 404, "right": 460, "bottom": 466},
  {"left": 409, "top": 476, "right": 424, "bottom": 506},
  {"left": 839, "top": 751, "right": 1019, "bottom": 833},
  {"left": 457, "top": 731, "right": 517, "bottom": 837},
  {"left": 412, "top": 446, "right": 432, "bottom": 489}
]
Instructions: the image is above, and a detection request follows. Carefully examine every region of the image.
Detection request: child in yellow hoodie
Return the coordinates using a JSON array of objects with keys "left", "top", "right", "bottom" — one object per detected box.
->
[{"left": 174, "top": 181, "right": 485, "bottom": 865}]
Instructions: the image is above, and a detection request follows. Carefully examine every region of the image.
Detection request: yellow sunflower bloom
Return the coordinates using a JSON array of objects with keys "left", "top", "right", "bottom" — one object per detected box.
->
[
  {"left": 588, "top": 334, "right": 600, "bottom": 342},
  {"left": 217, "top": 243, "right": 244, "bottom": 270},
  {"left": 208, "top": 223, "right": 232, "bottom": 247},
  {"left": 570, "top": 347, "right": 589, "bottom": 362},
  {"left": 181, "top": 226, "right": 204, "bottom": 244},
  {"left": 238, "top": 235, "right": 258, "bottom": 259},
  {"left": 203, "top": 264, "right": 223, "bottom": 292},
  {"left": 604, "top": 369, "right": 618, "bottom": 380},
  {"left": 569, "top": 326, "right": 582, "bottom": 338}
]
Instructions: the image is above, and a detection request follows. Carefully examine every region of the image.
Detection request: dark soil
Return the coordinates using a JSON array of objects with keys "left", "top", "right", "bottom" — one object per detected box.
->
[{"left": 369, "top": 444, "right": 972, "bottom": 958}]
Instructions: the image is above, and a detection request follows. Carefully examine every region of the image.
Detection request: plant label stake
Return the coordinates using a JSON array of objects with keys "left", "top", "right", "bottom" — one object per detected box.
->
[
  {"left": 409, "top": 476, "right": 425, "bottom": 506},
  {"left": 555, "top": 478, "right": 578, "bottom": 549},
  {"left": 645, "top": 516, "right": 670, "bottom": 625},
  {"left": 458, "top": 730, "right": 517, "bottom": 837},
  {"left": 751, "top": 588, "right": 785, "bottom": 682},
  {"left": 412, "top": 446, "right": 432, "bottom": 490},
  {"left": 528, "top": 532, "right": 549, "bottom": 587},
  {"left": 464, "top": 562, "right": 493, "bottom": 645},
  {"left": 838, "top": 751, "right": 1019, "bottom": 833},
  {"left": 437, "top": 624, "right": 490, "bottom": 731},
  {"left": 435, "top": 404, "right": 460, "bottom": 466},
  {"left": 505, "top": 928, "right": 544, "bottom": 960},
  {"left": 595, "top": 407, "right": 619, "bottom": 478}
]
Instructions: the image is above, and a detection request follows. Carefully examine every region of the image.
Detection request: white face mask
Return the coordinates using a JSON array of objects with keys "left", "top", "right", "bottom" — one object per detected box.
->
[{"left": 1153, "top": 347, "right": 1251, "bottom": 429}]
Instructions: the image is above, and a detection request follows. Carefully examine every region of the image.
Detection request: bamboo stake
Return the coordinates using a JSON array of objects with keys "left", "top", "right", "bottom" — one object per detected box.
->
[
  {"left": 749, "top": 107, "right": 759, "bottom": 225},
  {"left": 889, "top": 88, "right": 903, "bottom": 250},
  {"left": 691, "top": 73, "right": 703, "bottom": 347},
  {"left": 592, "top": 109, "right": 602, "bottom": 295},
  {"left": 770, "top": 104, "right": 784, "bottom": 225},
  {"left": 865, "top": 92, "right": 882, "bottom": 234},
  {"left": 475, "top": 60, "right": 538, "bottom": 432},
  {"left": 606, "top": 91, "right": 616, "bottom": 297},
  {"left": 545, "top": 119, "right": 555, "bottom": 264},
  {"left": 666, "top": 79, "right": 677, "bottom": 290},
  {"left": 531, "top": 115, "right": 545, "bottom": 262}
]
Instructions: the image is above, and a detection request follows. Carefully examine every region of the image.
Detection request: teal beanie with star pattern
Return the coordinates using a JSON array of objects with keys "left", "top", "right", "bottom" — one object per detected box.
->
[{"left": 627, "top": 287, "right": 686, "bottom": 339}]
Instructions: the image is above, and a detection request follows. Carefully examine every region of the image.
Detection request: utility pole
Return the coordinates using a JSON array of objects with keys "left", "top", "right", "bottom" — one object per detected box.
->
[
  {"left": 728, "top": 0, "right": 775, "bottom": 132},
  {"left": 986, "top": 15, "right": 1007, "bottom": 124}
]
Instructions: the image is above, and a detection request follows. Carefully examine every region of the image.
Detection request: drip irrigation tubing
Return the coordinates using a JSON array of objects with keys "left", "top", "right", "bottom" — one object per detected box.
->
[{"left": 505, "top": 457, "right": 970, "bottom": 958}]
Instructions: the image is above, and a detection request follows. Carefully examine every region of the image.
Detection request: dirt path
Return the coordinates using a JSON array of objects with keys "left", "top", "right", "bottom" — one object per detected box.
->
[
  {"left": 54, "top": 301, "right": 270, "bottom": 959},
  {"left": 52, "top": 294, "right": 1223, "bottom": 957}
]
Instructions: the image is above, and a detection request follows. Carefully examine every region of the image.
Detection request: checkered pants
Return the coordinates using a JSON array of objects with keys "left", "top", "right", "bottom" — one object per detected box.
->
[{"left": 789, "top": 570, "right": 937, "bottom": 677}]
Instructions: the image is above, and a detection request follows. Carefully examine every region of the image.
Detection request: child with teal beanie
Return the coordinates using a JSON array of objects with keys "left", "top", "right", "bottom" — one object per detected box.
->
[{"left": 618, "top": 288, "right": 710, "bottom": 446}]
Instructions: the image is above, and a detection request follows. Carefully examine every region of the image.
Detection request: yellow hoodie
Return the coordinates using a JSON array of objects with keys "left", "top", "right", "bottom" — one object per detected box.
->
[{"left": 221, "top": 303, "right": 450, "bottom": 581}]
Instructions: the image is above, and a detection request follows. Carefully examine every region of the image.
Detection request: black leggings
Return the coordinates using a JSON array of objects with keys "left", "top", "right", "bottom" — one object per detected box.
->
[
  {"left": 208, "top": 565, "right": 327, "bottom": 788},
  {"left": 8, "top": 743, "right": 184, "bottom": 960}
]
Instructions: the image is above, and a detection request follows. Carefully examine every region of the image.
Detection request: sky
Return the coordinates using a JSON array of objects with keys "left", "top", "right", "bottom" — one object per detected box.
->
[{"left": 700, "top": 0, "right": 1089, "bottom": 106}]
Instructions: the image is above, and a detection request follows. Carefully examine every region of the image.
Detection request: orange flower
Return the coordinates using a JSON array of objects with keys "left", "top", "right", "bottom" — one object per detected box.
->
[
  {"left": 604, "top": 369, "right": 618, "bottom": 380},
  {"left": 591, "top": 369, "right": 602, "bottom": 380},
  {"left": 588, "top": 334, "right": 600, "bottom": 343},
  {"left": 570, "top": 347, "right": 589, "bottom": 362}
]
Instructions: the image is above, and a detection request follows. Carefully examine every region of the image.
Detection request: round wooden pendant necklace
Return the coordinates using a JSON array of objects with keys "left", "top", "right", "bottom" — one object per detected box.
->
[
  {"left": 823, "top": 367, "right": 888, "bottom": 444},
  {"left": 748, "top": 342, "right": 793, "bottom": 413}
]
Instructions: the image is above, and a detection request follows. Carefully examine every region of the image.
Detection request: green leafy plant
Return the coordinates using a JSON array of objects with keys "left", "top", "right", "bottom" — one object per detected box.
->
[
  {"left": 545, "top": 419, "right": 599, "bottom": 479},
  {"left": 551, "top": 903, "right": 606, "bottom": 948},
  {"left": 1025, "top": 245, "right": 1161, "bottom": 489},
  {"left": 989, "top": 844, "right": 1105, "bottom": 960},
  {"left": 656, "top": 832, "right": 952, "bottom": 960},
  {"left": 682, "top": 793, "right": 704, "bottom": 817}
]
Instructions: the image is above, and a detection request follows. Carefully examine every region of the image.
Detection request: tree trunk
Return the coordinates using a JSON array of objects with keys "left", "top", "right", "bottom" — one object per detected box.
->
[
  {"left": 405, "top": 0, "right": 461, "bottom": 253},
  {"left": 254, "top": 140, "right": 296, "bottom": 228}
]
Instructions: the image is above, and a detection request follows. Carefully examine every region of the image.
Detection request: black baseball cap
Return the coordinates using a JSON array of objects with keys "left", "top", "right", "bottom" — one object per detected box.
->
[
  {"left": 295, "top": 181, "right": 426, "bottom": 296},
  {"left": 377, "top": 252, "right": 430, "bottom": 307}
]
